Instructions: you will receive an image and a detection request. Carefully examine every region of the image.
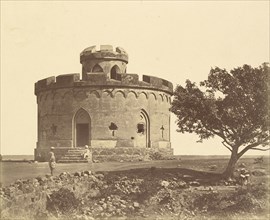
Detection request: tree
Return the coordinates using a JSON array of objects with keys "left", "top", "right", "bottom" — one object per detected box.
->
[{"left": 170, "top": 63, "right": 269, "bottom": 178}]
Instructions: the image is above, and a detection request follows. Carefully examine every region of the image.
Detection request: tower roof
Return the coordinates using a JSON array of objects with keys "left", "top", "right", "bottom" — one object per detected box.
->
[{"left": 80, "top": 45, "right": 128, "bottom": 63}]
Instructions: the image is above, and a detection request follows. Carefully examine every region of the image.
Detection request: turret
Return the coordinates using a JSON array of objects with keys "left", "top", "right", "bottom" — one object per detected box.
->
[{"left": 80, "top": 45, "right": 129, "bottom": 80}]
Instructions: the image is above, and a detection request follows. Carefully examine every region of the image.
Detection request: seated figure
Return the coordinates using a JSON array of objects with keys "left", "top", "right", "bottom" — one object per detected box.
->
[{"left": 82, "top": 145, "right": 91, "bottom": 160}]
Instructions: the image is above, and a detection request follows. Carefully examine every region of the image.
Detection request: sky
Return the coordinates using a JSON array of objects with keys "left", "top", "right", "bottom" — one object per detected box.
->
[{"left": 1, "top": 1, "right": 269, "bottom": 155}]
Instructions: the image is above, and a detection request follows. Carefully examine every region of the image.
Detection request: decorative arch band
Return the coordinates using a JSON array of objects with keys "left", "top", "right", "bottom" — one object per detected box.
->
[{"left": 41, "top": 89, "right": 170, "bottom": 102}]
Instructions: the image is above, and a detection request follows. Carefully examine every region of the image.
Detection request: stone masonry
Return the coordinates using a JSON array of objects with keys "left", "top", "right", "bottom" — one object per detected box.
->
[{"left": 34, "top": 45, "right": 173, "bottom": 162}]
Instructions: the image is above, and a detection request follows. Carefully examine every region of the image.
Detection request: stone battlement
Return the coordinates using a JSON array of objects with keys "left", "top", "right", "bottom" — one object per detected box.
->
[
  {"left": 80, "top": 45, "right": 128, "bottom": 63},
  {"left": 35, "top": 73, "right": 173, "bottom": 95},
  {"left": 34, "top": 45, "right": 173, "bottom": 162}
]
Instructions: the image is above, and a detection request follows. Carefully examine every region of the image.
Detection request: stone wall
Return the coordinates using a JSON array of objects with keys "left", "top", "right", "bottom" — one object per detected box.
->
[
  {"left": 34, "top": 146, "right": 174, "bottom": 162},
  {"left": 36, "top": 87, "right": 171, "bottom": 148},
  {"left": 92, "top": 147, "right": 174, "bottom": 162},
  {"left": 34, "top": 45, "right": 173, "bottom": 162}
]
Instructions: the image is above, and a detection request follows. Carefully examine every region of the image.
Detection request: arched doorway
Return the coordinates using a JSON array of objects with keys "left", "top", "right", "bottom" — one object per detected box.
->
[
  {"left": 73, "top": 108, "right": 91, "bottom": 147},
  {"left": 136, "top": 109, "right": 150, "bottom": 148}
]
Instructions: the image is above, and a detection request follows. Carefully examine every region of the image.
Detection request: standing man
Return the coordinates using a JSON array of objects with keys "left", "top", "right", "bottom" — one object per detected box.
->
[{"left": 49, "top": 147, "right": 56, "bottom": 175}]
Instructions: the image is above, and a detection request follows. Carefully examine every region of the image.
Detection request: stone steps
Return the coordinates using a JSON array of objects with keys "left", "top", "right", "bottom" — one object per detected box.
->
[
  {"left": 58, "top": 148, "right": 90, "bottom": 163},
  {"left": 61, "top": 154, "right": 84, "bottom": 157},
  {"left": 58, "top": 159, "right": 89, "bottom": 163},
  {"left": 61, "top": 156, "right": 83, "bottom": 160},
  {"left": 66, "top": 149, "right": 85, "bottom": 153},
  {"left": 63, "top": 153, "right": 84, "bottom": 156}
]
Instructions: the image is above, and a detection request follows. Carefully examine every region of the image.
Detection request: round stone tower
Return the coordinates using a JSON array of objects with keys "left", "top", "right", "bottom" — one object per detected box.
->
[{"left": 34, "top": 45, "right": 173, "bottom": 162}]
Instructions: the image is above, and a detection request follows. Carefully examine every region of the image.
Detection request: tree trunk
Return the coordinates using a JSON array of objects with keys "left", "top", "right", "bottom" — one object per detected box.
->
[{"left": 222, "top": 148, "right": 239, "bottom": 179}]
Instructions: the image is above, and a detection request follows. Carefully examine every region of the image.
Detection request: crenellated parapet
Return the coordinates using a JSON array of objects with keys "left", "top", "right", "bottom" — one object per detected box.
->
[
  {"left": 80, "top": 45, "right": 129, "bottom": 79},
  {"left": 35, "top": 73, "right": 173, "bottom": 95},
  {"left": 34, "top": 45, "right": 174, "bottom": 162},
  {"left": 80, "top": 45, "right": 128, "bottom": 63}
]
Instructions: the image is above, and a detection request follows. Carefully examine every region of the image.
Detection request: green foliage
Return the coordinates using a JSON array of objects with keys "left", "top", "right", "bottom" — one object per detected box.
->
[
  {"left": 171, "top": 63, "right": 270, "bottom": 176},
  {"left": 46, "top": 188, "right": 79, "bottom": 215},
  {"left": 171, "top": 63, "right": 269, "bottom": 145}
]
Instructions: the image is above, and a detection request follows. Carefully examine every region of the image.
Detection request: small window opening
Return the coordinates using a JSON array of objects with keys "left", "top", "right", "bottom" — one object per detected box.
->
[
  {"left": 137, "top": 123, "right": 145, "bottom": 134},
  {"left": 111, "top": 65, "right": 121, "bottom": 80},
  {"left": 143, "top": 75, "right": 150, "bottom": 83},
  {"left": 92, "top": 64, "right": 103, "bottom": 72},
  {"left": 109, "top": 122, "right": 118, "bottom": 136}
]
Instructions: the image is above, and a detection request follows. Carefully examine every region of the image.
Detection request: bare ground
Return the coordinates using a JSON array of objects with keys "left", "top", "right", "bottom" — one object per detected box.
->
[
  {"left": 1, "top": 155, "right": 269, "bottom": 186},
  {"left": 0, "top": 155, "right": 269, "bottom": 220}
]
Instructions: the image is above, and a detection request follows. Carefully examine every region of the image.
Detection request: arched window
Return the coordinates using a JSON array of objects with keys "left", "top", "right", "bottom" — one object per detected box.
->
[
  {"left": 141, "top": 109, "right": 150, "bottom": 148},
  {"left": 92, "top": 64, "right": 103, "bottom": 72},
  {"left": 136, "top": 109, "right": 150, "bottom": 148},
  {"left": 110, "top": 65, "right": 120, "bottom": 80}
]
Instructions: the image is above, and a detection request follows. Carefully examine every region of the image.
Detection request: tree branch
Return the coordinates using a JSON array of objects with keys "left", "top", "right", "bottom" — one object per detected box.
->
[
  {"left": 221, "top": 128, "right": 233, "bottom": 141},
  {"left": 222, "top": 141, "right": 232, "bottom": 152},
  {"left": 203, "top": 124, "right": 238, "bottom": 152},
  {"left": 250, "top": 147, "right": 270, "bottom": 151},
  {"left": 239, "top": 126, "right": 265, "bottom": 143},
  {"left": 238, "top": 136, "right": 270, "bottom": 158},
  {"left": 214, "top": 117, "right": 236, "bottom": 141},
  {"left": 209, "top": 127, "right": 235, "bottom": 148}
]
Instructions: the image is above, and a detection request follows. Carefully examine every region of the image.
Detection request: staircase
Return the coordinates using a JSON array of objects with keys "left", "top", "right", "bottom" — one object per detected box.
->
[{"left": 58, "top": 148, "right": 89, "bottom": 163}]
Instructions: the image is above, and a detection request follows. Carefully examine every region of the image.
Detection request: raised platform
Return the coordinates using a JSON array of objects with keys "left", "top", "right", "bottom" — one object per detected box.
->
[
  {"left": 35, "top": 147, "right": 173, "bottom": 163},
  {"left": 58, "top": 148, "right": 90, "bottom": 163}
]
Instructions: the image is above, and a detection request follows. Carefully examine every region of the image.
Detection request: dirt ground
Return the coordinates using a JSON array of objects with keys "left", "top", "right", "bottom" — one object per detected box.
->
[
  {"left": 1, "top": 155, "right": 269, "bottom": 186},
  {"left": 1, "top": 155, "right": 269, "bottom": 220}
]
